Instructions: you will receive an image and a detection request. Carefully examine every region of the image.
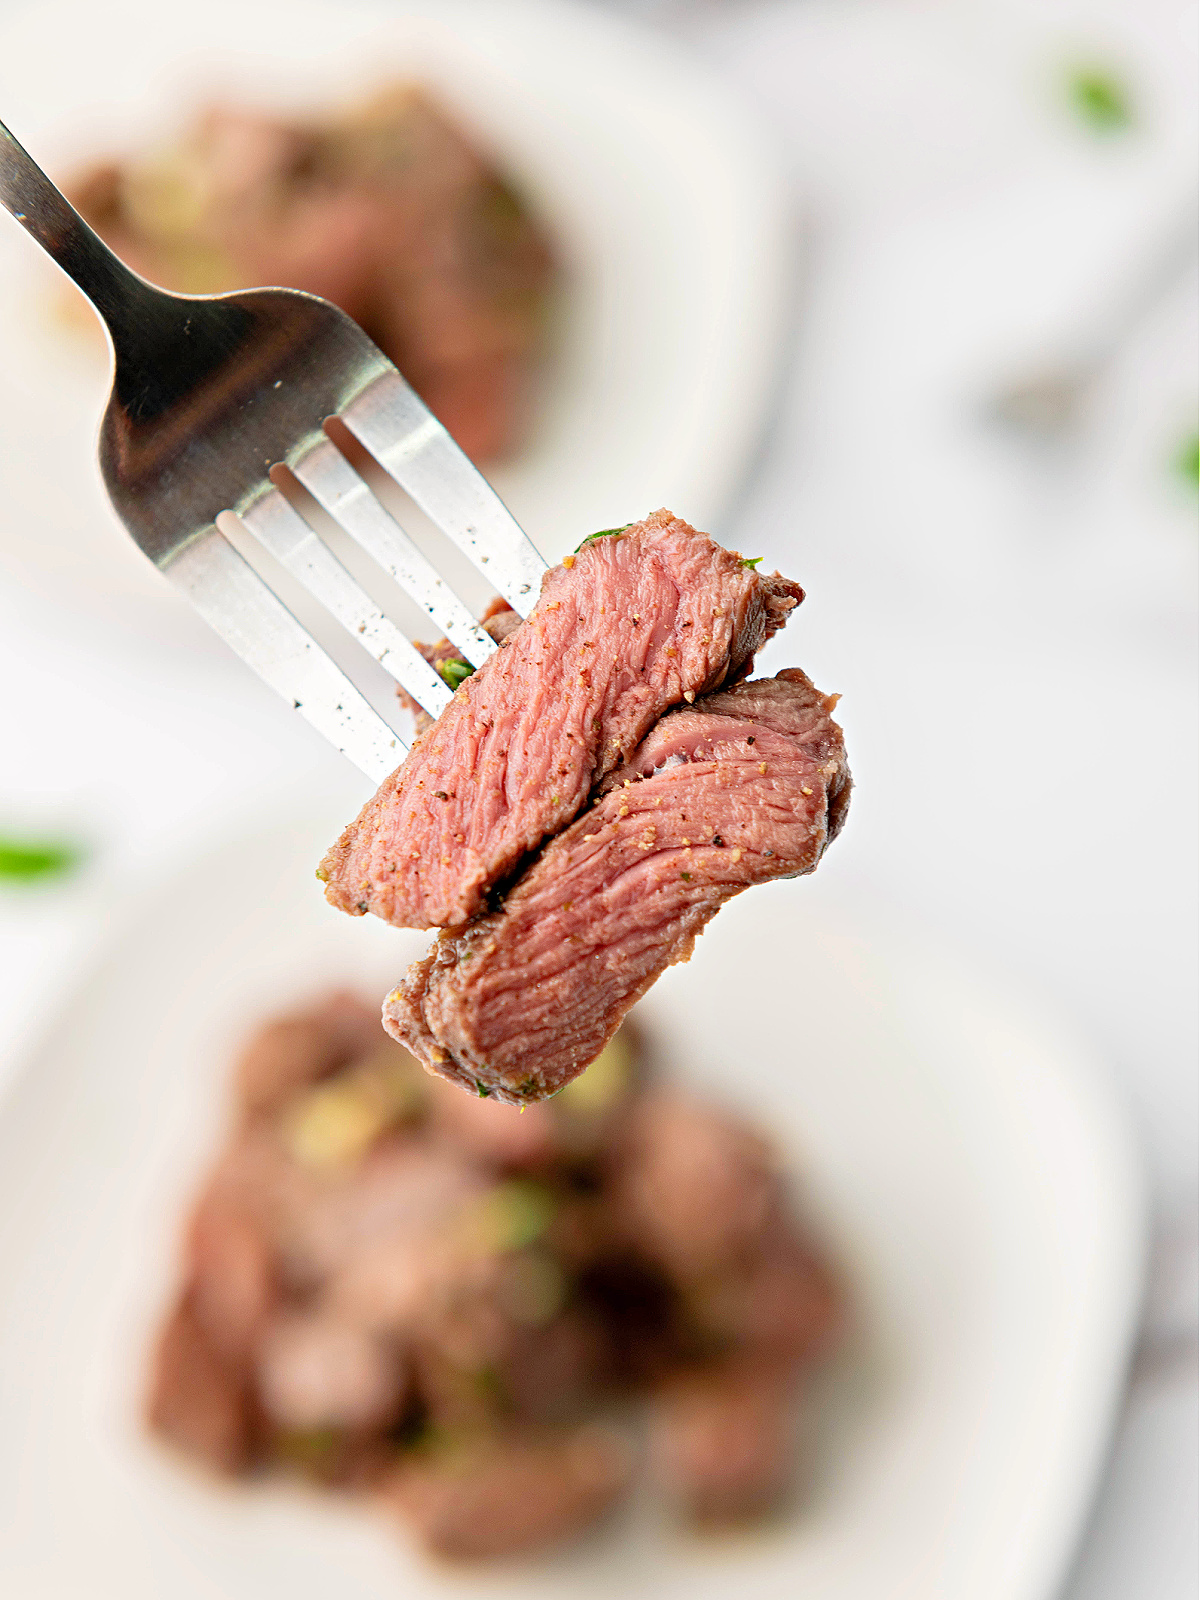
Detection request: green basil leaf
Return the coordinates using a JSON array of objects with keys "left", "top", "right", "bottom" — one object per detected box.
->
[
  {"left": 0, "top": 838, "right": 82, "bottom": 882},
  {"left": 1067, "top": 67, "right": 1132, "bottom": 131},
  {"left": 575, "top": 524, "right": 632, "bottom": 552},
  {"left": 437, "top": 658, "right": 473, "bottom": 689}
]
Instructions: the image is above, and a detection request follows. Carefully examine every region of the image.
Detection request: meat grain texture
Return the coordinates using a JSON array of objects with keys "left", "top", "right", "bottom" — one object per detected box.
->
[
  {"left": 319, "top": 509, "right": 848, "bottom": 1105},
  {"left": 387, "top": 669, "right": 849, "bottom": 1103},
  {"left": 319, "top": 510, "right": 803, "bottom": 929}
]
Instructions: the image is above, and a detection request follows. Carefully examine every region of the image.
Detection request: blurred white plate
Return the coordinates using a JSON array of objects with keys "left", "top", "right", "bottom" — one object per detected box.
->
[
  {"left": 0, "top": 794, "right": 1144, "bottom": 1600},
  {"left": 0, "top": 0, "right": 790, "bottom": 610}
]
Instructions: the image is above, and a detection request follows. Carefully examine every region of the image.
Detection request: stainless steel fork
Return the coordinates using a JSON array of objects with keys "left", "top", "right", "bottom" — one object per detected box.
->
[{"left": 0, "top": 118, "right": 548, "bottom": 782}]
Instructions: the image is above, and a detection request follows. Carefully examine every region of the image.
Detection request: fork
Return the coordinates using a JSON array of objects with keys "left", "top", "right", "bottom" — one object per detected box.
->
[{"left": 0, "top": 118, "right": 548, "bottom": 782}]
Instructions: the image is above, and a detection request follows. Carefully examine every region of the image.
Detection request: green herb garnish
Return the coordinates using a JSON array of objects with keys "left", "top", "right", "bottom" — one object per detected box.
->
[
  {"left": 480, "top": 178, "right": 524, "bottom": 230},
  {"left": 575, "top": 524, "right": 632, "bottom": 552},
  {"left": 276, "top": 1425, "right": 340, "bottom": 1476},
  {"left": 1067, "top": 66, "right": 1132, "bottom": 131},
  {"left": 0, "top": 837, "right": 82, "bottom": 882},
  {"left": 484, "top": 1179, "right": 557, "bottom": 1249},
  {"left": 740, "top": 556, "right": 764, "bottom": 569},
  {"left": 472, "top": 1364, "right": 506, "bottom": 1404},
  {"left": 474, "top": 1079, "right": 491, "bottom": 1098},
  {"left": 437, "top": 657, "right": 473, "bottom": 690},
  {"left": 1174, "top": 428, "right": 1199, "bottom": 490}
]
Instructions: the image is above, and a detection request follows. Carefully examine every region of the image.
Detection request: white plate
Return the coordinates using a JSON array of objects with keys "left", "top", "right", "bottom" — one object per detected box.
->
[
  {"left": 0, "top": 795, "right": 1145, "bottom": 1600},
  {"left": 0, "top": 0, "right": 790, "bottom": 610}
]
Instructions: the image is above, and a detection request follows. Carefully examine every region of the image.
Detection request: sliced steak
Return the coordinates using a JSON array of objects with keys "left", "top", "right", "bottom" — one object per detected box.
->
[
  {"left": 684, "top": 1215, "right": 843, "bottom": 1363},
  {"left": 255, "top": 1311, "right": 408, "bottom": 1432},
  {"left": 184, "top": 1184, "right": 277, "bottom": 1365},
  {"left": 379, "top": 1424, "right": 633, "bottom": 1559},
  {"left": 318, "top": 510, "right": 804, "bottom": 930},
  {"left": 147, "top": 1294, "right": 256, "bottom": 1473},
  {"left": 234, "top": 991, "right": 381, "bottom": 1120},
  {"left": 384, "top": 668, "right": 850, "bottom": 1103},
  {"left": 605, "top": 1092, "right": 779, "bottom": 1280},
  {"left": 400, "top": 597, "right": 521, "bottom": 738},
  {"left": 647, "top": 1360, "right": 801, "bottom": 1525},
  {"left": 148, "top": 991, "right": 845, "bottom": 1551}
]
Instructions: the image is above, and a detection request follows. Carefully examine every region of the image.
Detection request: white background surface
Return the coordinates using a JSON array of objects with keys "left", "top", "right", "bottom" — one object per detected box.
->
[{"left": 0, "top": 0, "right": 1194, "bottom": 1594}]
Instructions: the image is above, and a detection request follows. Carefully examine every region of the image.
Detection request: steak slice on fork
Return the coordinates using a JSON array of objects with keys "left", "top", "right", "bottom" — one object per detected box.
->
[
  {"left": 318, "top": 510, "right": 804, "bottom": 930},
  {"left": 384, "top": 669, "right": 850, "bottom": 1104}
]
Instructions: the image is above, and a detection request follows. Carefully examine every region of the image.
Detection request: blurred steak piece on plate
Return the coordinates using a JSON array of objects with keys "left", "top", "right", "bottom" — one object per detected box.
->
[
  {"left": 145, "top": 991, "right": 842, "bottom": 1560},
  {"left": 377, "top": 1424, "right": 634, "bottom": 1560},
  {"left": 385, "top": 667, "right": 850, "bottom": 1104},
  {"left": 648, "top": 1359, "right": 803, "bottom": 1526},
  {"left": 65, "top": 84, "right": 556, "bottom": 460}
]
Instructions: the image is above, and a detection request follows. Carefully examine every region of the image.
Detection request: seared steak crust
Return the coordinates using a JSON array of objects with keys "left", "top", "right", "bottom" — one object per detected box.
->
[
  {"left": 384, "top": 670, "right": 850, "bottom": 1103},
  {"left": 319, "top": 510, "right": 803, "bottom": 930}
]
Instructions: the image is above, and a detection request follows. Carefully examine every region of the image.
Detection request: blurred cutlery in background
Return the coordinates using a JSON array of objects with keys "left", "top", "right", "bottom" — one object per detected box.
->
[{"left": 988, "top": 192, "right": 1197, "bottom": 442}]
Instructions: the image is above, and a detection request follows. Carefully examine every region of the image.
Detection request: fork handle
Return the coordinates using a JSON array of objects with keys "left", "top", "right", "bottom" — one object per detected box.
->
[{"left": 0, "top": 117, "right": 152, "bottom": 334}]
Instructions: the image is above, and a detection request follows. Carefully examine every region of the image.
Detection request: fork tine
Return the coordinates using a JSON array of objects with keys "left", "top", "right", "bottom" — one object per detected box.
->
[
  {"left": 162, "top": 526, "right": 403, "bottom": 782},
  {"left": 3, "top": 123, "right": 534, "bottom": 774},
  {"left": 238, "top": 487, "right": 453, "bottom": 719},
  {"left": 290, "top": 437, "right": 498, "bottom": 668},
  {"left": 341, "top": 371, "right": 547, "bottom": 616}
]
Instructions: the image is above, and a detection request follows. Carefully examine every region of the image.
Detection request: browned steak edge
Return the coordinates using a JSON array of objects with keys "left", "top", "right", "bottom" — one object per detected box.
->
[
  {"left": 318, "top": 511, "right": 804, "bottom": 930},
  {"left": 384, "top": 669, "right": 849, "bottom": 1104}
]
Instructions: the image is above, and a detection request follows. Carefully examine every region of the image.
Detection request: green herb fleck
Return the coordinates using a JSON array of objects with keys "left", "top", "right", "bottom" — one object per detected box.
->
[
  {"left": 740, "top": 556, "right": 764, "bottom": 569},
  {"left": 437, "top": 657, "right": 473, "bottom": 690},
  {"left": 556, "top": 1033, "right": 633, "bottom": 1116},
  {"left": 276, "top": 1425, "right": 339, "bottom": 1477},
  {"left": 680, "top": 871, "right": 692, "bottom": 882},
  {"left": 0, "top": 837, "right": 82, "bottom": 882},
  {"left": 575, "top": 524, "right": 632, "bottom": 552},
  {"left": 484, "top": 1179, "right": 557, "bottom": 1249},
  {"left": 1067, "top": 66, "right": 1132, "bottom": 132},
  {"left": 480, "top": 178, "right": 524, "bottom": 232},
  {"left": 1174, "top": 428, "right": 1199, "bottom": 490},
  {"left": 475, "top": 1079, "right": 491, "bottom": 1098},
  {"left": 472, "top": 1364, "right": 506, "bottom": 1404}
]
